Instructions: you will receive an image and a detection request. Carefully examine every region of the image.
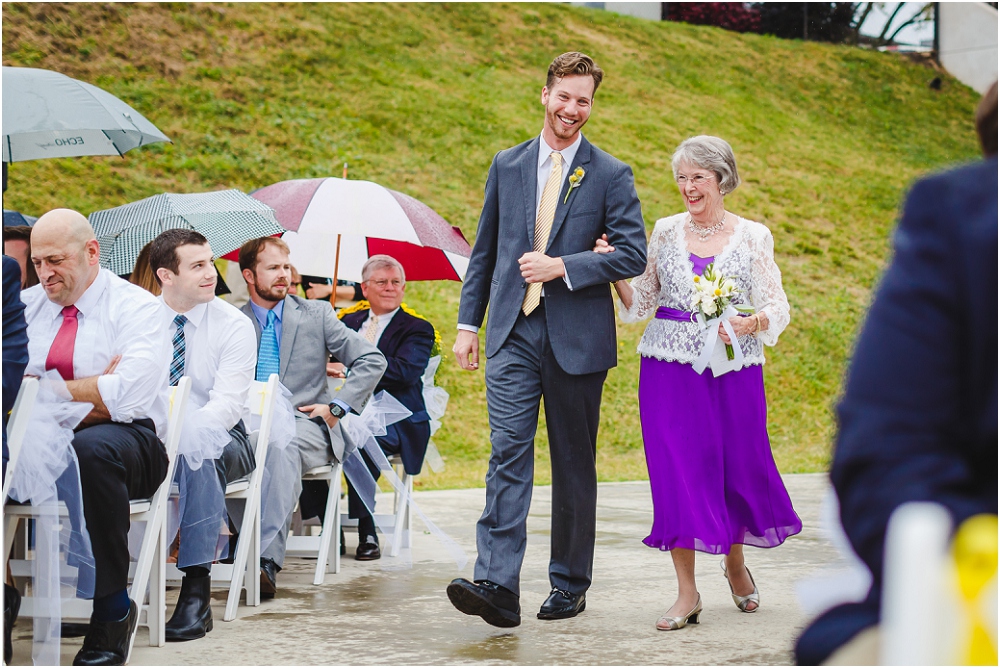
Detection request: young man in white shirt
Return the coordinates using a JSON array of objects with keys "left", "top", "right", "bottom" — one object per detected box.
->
[
  {"left": 147, "top": 229, "right": 257, "bottom": 642},
  {"left": 23, "top": 210, "right": 170, "bottom": 666}
]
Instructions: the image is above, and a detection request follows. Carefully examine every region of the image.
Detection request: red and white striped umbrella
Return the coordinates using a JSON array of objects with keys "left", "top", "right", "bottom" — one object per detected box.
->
[{"left": 247, "top": 177, "right": 470, "bottom": 282}]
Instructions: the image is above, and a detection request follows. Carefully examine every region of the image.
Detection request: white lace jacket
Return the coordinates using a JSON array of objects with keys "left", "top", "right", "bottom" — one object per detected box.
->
[{"left": 618, "top": 214, "right": 790, "bottom": 366}]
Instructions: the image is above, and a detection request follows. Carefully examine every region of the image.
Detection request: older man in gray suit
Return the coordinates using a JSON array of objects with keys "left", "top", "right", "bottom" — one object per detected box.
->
[
  {"left": 447, "top": 52, "right": 648, "bottom": 627},
  {"left": 238, "top": 236, "right": 386, "bottom": 598}
]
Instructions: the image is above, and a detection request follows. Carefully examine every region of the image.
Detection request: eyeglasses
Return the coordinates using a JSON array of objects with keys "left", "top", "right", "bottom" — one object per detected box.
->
[
  {"left": 675, "top": 174, "right": 715, "bottom": 186},
  {"left": 367, "top": 279, "right": 403, "bottom": 288}
]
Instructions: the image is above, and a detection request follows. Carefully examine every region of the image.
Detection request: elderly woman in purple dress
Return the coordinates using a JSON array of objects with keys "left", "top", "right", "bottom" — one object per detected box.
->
[{"left": 597, "top": 135, "right": 801, "bottom": 631}]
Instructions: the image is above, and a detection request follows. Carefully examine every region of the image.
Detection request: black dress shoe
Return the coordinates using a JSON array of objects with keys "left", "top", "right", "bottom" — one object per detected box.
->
[
  {"left": 537, "top": 587, "right": 586, "bottom": 620},
  {"left": 61, "top": 622, "right": 91, "bottom": 637},
  {"left": 446, "top": 578, "right": 521, "bottom": 628},
  {"left": 165, "top": 574, "right": 213, "bottom": 642},
  {"left": 4, "top": 584, "right": 20, "bottom": 664},
  {"left": 355, "top": 536, "right": 381, "bottom": 561},
  {"left": 340, "top": 528, "right": 346, "bottom": 557},
  {"left": 72, "top": 600, "right": 138, "bottom": 666},
  {"left": 260, "top": 557, "right": 279, "bottom": 599}
]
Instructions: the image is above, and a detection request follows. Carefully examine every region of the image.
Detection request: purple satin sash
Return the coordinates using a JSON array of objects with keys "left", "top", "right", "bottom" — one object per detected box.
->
[{"left": 656, "top": 306, "right": 697, "bottom": 323}]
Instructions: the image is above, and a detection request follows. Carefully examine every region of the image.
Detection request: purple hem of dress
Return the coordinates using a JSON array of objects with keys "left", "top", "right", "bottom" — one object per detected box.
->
[{"left": 641, "top": 521, "right": 803, "bottom": 554}]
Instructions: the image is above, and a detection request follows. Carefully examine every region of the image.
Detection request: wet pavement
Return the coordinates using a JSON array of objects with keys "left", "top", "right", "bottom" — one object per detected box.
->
[{"left": 10, "top": 474, "right": 844, "bottom": 665}]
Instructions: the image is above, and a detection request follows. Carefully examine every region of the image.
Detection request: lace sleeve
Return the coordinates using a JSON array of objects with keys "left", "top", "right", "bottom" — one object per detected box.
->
[
  {"left": 748, "top": 224, "right": 790, "bottom": 347},
  {"left": 618, "top": 224, "right": 662, "bottom": 323}
]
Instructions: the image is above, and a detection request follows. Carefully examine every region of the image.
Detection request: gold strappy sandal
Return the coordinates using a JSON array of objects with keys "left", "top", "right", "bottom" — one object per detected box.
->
[
  {"left": 655, "top": 594, "right": 702, "bottom": 631},
  {"left": 721, "top": 558, "right": 759, "bottom": 613}
]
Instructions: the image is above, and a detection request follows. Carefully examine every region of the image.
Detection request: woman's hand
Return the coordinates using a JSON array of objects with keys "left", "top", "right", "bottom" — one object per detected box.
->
[
  {"left": 718, "top": 315, "right": 757, "bottom": 344},
  {"left": 593, "top": 234, "right": 615, "bottom": 254}
]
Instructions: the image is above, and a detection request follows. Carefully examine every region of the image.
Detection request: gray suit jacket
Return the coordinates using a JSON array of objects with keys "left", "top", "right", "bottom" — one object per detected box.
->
[
  {"left": 241, "top": 295, "right": 387, "bottom": 459},
  {"left": 457, "top": 135, "right": 647, "bottom": 375}
]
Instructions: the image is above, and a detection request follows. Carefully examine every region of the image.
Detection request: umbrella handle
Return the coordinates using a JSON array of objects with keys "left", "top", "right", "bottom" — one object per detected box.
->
[
  {"left": 330, "top": 233, "right": 341, "bottom": 306},
  {"left": 330, "top": 162, "right": 347, "bottom": 306}
]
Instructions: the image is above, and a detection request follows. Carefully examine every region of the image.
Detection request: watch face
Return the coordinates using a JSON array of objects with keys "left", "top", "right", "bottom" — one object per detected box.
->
[{"left": 329, "top": 403, "right": 347, "bottom": 419}]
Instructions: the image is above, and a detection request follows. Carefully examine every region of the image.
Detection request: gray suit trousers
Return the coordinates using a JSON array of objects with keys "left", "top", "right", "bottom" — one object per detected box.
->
[
  {"left": 476, "top": 303, "right": 606, "bottom": 596},
  {"left": 261, "top": 415, "right": 344, "bottom": 567}
]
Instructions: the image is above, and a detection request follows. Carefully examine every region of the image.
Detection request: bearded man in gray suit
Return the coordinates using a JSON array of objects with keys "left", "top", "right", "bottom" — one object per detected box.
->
[
  {"left": 238, "top": 237, "right": 386, "bottom": 598},
  {"left": 447, "top": 52, "right": 648, "bottom": 627}
]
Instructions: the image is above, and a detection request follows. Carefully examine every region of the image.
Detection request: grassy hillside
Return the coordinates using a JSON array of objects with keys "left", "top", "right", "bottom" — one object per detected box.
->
[{"left": 2, "top": 3, "right": 983, "bottom": 490}]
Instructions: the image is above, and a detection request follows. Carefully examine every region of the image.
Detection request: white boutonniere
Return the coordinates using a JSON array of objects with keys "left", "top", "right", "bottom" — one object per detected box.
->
[{"left": 563, "top": 167, "right": 585, "bottom": 204}]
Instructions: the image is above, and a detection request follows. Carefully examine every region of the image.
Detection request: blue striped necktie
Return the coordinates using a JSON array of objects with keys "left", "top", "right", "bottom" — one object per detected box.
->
[
  {"left": 169, "top": 314, "right": 187, "bottom": 386},
  {"left": 256, "top": 309, "right": 280, "bottom": 382}
]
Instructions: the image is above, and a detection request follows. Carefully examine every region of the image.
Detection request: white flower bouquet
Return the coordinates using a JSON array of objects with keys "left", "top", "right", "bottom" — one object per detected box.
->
[{"left": 691, "top": 263, "right": 754, "bottom": 375}]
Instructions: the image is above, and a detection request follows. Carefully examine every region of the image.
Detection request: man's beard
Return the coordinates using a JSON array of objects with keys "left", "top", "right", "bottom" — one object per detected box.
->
[{"left": 256, "top": 282, "right": 288, "bottom": 302}]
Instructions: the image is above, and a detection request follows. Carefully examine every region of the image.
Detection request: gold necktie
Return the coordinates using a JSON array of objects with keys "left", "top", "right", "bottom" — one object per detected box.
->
[
  {"left": 363, "top": 313, "right": 379, "bottom": 342},
  {"left": 522, "top": 151, "right": 563, "bottom": 316}
]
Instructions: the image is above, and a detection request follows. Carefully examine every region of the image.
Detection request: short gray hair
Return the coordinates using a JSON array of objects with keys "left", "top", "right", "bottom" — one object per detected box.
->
[
  {"left": 361, "top": 254, "right": 406, "bottom": 283},
  {"left": 671, "top": 135, "right": 741, "bottom": 196}
]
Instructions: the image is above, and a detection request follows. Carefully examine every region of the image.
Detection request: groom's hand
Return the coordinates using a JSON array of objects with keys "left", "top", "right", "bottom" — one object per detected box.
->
[
  {"left": 518, "top": 252, "right": 565, "bottom": 283},
  {"left": 453, "top": 330, "right": 480, "bottom": 371}
]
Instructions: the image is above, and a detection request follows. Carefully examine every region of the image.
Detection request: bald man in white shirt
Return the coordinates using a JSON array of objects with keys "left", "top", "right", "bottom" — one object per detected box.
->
[
  {"left": 147, "top": 229, "right": 257, "bottom": 642},
  {"left": 24, "top": 210, "right": 170, "bottom": 666}
]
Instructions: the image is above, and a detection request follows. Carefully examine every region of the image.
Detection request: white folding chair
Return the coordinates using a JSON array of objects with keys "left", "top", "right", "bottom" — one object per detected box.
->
[
  {"left": 285, "top": 461, "right": 344, "bottom": 585},
  {"left": 4, "top": 377, "right": 192, "bottom": 660},
  {"left": 1, "top": 377, "right": 39, "bottom": 504},
  {"left": 165, "top": 373, "right": 278, "bottom": 620},
  {"left": 340, "top": 455, "right": 413, "bottom": 558}
]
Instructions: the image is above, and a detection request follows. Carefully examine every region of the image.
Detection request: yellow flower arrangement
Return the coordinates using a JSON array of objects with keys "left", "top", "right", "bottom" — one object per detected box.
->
[
  {"left": 564, "top": 166, "right": 586, "bottom": 204},
  {"left": 338, "top": 300, "right": 443, "bottom": 357}
]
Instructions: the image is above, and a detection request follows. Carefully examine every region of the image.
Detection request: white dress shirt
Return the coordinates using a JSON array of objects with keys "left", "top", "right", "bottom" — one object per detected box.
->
[
  {"left": 23, "top": 268, "right": 171, "bottom": 438},
  {"left": 159, "top": 296, "right": 257, "bottom": 432},
  {"left": 458, "top": 132, "right": 582, "bottom": 333},
  {"left": 535, "top": 131, "right": 582, "bottom": 212},
  {"left": 359, "top": 307, "right": 399, "bottom": 346}
]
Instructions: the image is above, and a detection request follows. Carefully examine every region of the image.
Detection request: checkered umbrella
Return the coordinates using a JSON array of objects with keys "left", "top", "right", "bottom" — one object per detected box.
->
[{"left": 89, "top": 189, "right": 283, "bottom": 275}]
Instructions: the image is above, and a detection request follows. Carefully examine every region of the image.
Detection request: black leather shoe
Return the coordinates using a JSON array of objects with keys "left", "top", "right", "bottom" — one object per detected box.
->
[
  {"left": 446, "top": 578, "right": 520, "bottom": 628},
  {"left": 165, "top": 574, "right": 213, "bottom": 642},
  {"left": 260, "top": 557, "right": 279, "bottom": 599},
  {"left": 61, "top": 622, "right": 90, "bottom": 637},
  {"left": 4, "top": 584, "right": 20, "bottom": 664},
  {"left": 72, "top": 600, "right": 138, "bottom": 666},
  {"left": 355, "top": 536, "right": 381, "bottom": 561},
  {"left": 340, "top": 528, "right": 346, "bottom": 557},
  {"left": 537, "top": 587, "right": 586, "bottom": 620}
]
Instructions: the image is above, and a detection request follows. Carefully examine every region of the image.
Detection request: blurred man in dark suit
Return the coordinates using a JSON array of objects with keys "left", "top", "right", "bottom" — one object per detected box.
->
[
  {"left": 3, "top": 254, "right": 29, "bottom": 664},
  {"left": 795, "top": 84, "right": 998, "bottom": 665}
]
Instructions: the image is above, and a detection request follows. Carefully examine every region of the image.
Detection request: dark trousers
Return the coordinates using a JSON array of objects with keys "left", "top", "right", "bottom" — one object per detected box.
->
[
  {"left": 72, "top": 419, "right": 167, "bottom": 599},
  {"left": 476, "top": 303, "right": 607, "bottom": 596},
  {"left": 176, "top": 420, "right": 255, "bottom": 570}
]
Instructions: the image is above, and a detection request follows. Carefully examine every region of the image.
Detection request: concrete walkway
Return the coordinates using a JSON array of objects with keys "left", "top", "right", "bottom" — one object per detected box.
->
[{"left": 11, "top": 474, "right": 844, "bottom": 665}]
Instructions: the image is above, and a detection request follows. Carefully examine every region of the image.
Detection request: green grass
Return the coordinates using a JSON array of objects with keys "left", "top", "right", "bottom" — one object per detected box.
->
[{"left": 2, "top": 3, "right": 983, "bottom": 490}]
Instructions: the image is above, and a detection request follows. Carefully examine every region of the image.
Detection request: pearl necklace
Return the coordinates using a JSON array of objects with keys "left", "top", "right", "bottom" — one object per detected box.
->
[{"left": 688, "top": 212, "right": 726, "bottom": 240}]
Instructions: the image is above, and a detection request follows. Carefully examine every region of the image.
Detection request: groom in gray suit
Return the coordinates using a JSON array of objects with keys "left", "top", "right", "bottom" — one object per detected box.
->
[
  {"left": 447, "top": 52, "right": 647, "bottom": 627},
  {"left": 238, "top": 236, "right": 386, "bottom": 597}
]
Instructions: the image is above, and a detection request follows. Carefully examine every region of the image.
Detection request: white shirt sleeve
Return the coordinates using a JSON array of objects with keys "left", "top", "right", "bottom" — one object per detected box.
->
[
  {"left": 98, "top": 297, "right": 171, "bottom": 424},
  {"left": 193, "top": 315, "right": 257, "bottom": 432}
]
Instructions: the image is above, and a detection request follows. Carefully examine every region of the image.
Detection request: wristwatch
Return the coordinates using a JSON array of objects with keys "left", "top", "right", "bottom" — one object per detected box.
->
[{"left": 328, "top": 402, "right": 348, "bottom": 420}]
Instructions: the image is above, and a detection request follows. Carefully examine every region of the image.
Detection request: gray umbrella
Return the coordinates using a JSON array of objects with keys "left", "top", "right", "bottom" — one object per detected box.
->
[
  {"left": 2, "top": 66, "right": 171, "bottom": 163},
  {"left": 89, "top": 189, "right": 284, "bottom": 275}
]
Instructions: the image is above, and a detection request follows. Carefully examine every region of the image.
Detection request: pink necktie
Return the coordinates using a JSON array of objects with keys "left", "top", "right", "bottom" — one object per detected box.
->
[{"left": 45, "top": 305, "right": 79, "bottom": 381}]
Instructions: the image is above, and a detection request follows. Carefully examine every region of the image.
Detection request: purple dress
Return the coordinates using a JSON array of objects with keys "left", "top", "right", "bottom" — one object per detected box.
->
[{"left": 640, "top": 253, "right": 802, "bottom": 554}]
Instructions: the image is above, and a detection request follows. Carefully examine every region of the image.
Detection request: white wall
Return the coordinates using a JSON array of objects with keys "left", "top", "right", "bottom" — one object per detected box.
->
[
  {"left": 939, "top": 2, "right": 998, "bottom": 94},
  {"left": 570, "top": 2, "right": 663, "bottom": 21}
]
